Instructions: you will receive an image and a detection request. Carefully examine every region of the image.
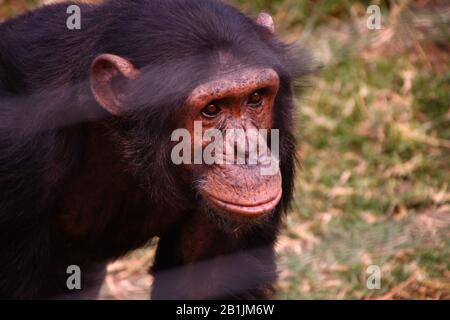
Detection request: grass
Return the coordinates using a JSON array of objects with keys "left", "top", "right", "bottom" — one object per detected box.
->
[
  {"left": 260, "top": 0, "right": 450, "bottom": 299},
  {"left": 1, "top": 0, "right": 449, "bottom": 299}
]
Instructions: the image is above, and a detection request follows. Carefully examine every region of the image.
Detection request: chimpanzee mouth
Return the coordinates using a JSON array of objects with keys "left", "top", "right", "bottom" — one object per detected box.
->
[{"left": 200, "top": 189, "right": 282, "bottom": 220}]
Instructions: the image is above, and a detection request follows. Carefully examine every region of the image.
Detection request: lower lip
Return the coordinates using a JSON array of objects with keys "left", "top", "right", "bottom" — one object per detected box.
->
[{"left": 205, "top": 190, "right": 282, "bottom": 217}]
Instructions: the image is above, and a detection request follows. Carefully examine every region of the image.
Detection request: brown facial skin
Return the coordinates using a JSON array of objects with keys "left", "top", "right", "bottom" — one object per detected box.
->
[
  {"left": 90, "top": 54, "right": 283, "bottom": 221},
  {"left": 182, "top": 67, "right": 282, "bottom": 220}
]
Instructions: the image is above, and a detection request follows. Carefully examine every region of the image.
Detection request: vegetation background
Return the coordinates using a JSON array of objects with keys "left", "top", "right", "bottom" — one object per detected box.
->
[{"left": 1, "top": 0, "right": 448, "bottom": 299}]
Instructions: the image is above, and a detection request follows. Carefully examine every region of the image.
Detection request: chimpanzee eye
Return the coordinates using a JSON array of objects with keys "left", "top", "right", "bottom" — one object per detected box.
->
[
  {"left": 247, "top": 91, "right": 264, "bottom": 107},
  {"left": 202, "top": 103, "right": 221, "bottom": 118}
]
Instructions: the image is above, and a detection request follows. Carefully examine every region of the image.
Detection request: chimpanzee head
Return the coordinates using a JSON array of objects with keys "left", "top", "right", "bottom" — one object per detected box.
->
[{"left": 88, "top": 0, "right": 309, "bottom": 224}]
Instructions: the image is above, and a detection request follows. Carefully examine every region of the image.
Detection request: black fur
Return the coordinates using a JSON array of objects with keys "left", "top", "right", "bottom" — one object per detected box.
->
[{"left": 0, "top": 0, "right": 309, "bottom": 299}]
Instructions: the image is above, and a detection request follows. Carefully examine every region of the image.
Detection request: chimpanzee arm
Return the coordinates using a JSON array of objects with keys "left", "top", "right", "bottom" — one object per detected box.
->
[{"left": 151, "top": 210, "right": 281, "bottom": 300}]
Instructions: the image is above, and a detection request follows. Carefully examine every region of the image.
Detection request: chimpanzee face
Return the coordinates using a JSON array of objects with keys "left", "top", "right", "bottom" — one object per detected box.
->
[
  {"left": 90, "top": 56, "right": 283, "bottom": 222},
  {"left": 179, "top": 66, "right": 282, "bottom": 221}
]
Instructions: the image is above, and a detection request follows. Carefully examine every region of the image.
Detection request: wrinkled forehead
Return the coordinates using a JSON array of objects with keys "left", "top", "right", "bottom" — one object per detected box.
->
[{"left": 187, "top": 67, "right": 279, "bottom": 107}]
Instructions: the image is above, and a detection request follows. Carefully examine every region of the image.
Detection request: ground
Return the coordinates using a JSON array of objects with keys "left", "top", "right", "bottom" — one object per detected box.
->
[{"left": 1, "top": 0, "right": 449, "bottom": 299}]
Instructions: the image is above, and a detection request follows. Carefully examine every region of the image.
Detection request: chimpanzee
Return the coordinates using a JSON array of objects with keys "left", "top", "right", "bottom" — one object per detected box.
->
[{"left": 0, "top": 0, "right": 310, "bottom": 299}]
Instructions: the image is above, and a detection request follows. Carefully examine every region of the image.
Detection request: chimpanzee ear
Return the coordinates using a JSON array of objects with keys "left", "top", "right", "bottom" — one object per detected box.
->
[
  {"left": 90, "top": 54, "right": 140, "bottom": 115},
  {"left": 256, "top": 12, "right": 275, "bottom": 34}
]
